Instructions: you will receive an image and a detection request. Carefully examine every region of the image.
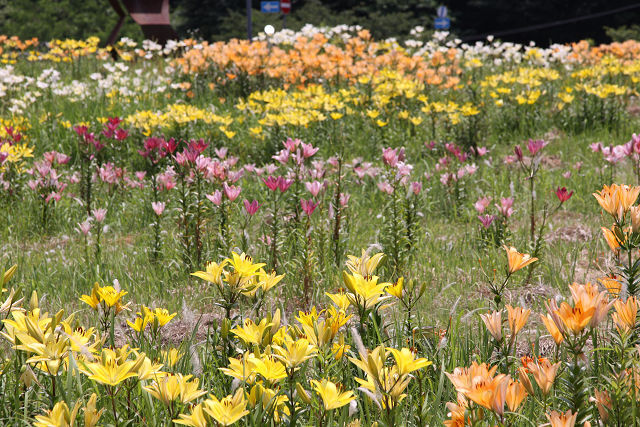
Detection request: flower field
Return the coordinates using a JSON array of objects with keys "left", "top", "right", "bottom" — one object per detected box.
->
[{"left": 3, "top": 26, "right": 640, "bottom": 425}]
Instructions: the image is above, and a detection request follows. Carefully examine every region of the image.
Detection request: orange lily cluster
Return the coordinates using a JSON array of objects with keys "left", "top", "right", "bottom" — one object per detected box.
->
[
  {"left": 0, "top": 35, "right": 39, "bottom": 51},
  {"left": 541, "top": 282, "right": 609, "bottom": 343},
  {"left": 568, "top": 39, "right": 640, "bottom": 64},
  {"left": 593, "top": 183, "right": 640, "bottom": 251},
  {"left": 173, "top": 33, "right": 462, "bottom": 87},
  {"left": 446, "top": 361, "right": 527, "bottom": 421}
]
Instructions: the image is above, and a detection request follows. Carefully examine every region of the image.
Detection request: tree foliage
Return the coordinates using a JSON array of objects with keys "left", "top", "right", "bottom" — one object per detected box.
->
[
  {"left": 0, "top": 0, "right": 142, "bottom": 42},
  {"left": 1, "top": 0, "right": 640, "bottom": 45}
]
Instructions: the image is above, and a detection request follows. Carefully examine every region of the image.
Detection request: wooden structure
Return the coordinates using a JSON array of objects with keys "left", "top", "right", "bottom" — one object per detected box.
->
[{"left": 107, "top": 0, "right": 177, "bottom": 47}]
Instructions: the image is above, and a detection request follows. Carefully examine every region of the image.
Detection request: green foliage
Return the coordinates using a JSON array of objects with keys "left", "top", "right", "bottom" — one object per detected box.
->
[
  {"left": 606, "top": 25, "right": 640, "bottom": 42},
  {"left": 0, "top": 0, "right": 143, "bottom": 42},
  {"left": 3, "top": 0, "right": 640, "bottom": 45},
  {"left": 173, "top": 0, "right": 437, "bottom": 41}
]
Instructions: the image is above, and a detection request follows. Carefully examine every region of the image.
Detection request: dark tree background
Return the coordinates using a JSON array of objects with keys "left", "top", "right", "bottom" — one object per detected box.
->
[
  {"left": 446, "top": 0, "right": 640, "bottom": 44},
  {"left": 0, "top": 0, "right": 143, "bottom": 42},
  {"left": 0, "top": 0, "right": 639, "bottom": 45}
]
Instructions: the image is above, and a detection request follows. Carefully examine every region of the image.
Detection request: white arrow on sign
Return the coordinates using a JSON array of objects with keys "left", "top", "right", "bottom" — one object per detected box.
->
[
  {"left": 263, "top": 2, "right": 279, "bottom": 12},
  {"left": 437, "top": 5, "right": 447, "bottom": 18}
]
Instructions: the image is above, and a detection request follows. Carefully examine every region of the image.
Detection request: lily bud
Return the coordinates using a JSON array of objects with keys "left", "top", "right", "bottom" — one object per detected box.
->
[
  {"left": 270, "top": 309, "right": 281, "bottom": 335},
  {"left": 631, "top": 206, "right": 640, "bottom": 232},
  {"left": 2, "top": 264, "right": 17, "bottom": 285},
  {"left": 514, "top": 145, "right": 523, "bottom": 161},
  {"left": 480, "top": 310, "right": 502, "bottom": 342},
  {"left": 130, "top": 352, "right": 146, "bottom": 373},
  {"left": 29, "top": 290, "right": 38, "bottom": 311},
  {"left": 518, "top": 367, "right": 534, "bottom": 396},
  {"left": 221, "top": 318, "right": 231, "bottom": 340},
  {"left": 296, "top": 382, "right": 311, "bottom": 404},
  {"left": 20, "top": 365, "right": 37, "bottom": 388},
  {"left": 84, "top": 393, "right": 105, "bottom": 427}
]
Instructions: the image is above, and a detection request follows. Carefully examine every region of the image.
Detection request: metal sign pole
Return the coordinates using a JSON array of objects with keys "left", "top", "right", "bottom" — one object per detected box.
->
[{"left": 247, "top": 0, "right": 253, "bottom": 40}]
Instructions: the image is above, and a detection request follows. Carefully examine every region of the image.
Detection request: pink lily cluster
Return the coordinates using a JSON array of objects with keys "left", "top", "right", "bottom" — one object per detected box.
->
[
  {"left": 138, "top": 136, "right": 178, "bottom": 164},
  {"left": 590, "top": 134, "right": 640, "bottom": 164},
  {"left": 427, "top": 141, "right": 483, "bottom": 187},
  {"left": 273, "top": 137, "right": 319, "bottom": 165},
  {"left": 26, "top": 151, "right": 69, "bottom": 204},
  {"left": 74, "top": 117, "right": 129, "bottom": 155},
  {"left": 475, "top": 196, "right": 514, "bottom": 229},
  {"left": 378, "top": 147, "right": 419, "bottom": 195}
]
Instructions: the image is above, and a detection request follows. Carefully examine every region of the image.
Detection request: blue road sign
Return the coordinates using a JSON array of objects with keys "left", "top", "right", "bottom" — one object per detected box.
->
[
  {"left": 261, "top": 1, "right": 280, "bottom": 13},
  {"left": 434, "top": 17, "right": 450, "bottom": 30},
  {"left": 437, "top": 5, "right": 448, "bottom": 18}
]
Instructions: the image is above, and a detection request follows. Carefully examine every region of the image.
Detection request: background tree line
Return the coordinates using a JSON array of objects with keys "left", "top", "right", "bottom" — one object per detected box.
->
[{"left": 1, "top": 0, "right": 639, "bottom": 45}]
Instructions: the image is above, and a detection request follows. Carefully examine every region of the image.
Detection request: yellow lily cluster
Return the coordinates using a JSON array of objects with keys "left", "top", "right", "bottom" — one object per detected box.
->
[
  {"left": 3, "top": 292, "right": 102, "bottom": 376},
  {"left": 33, "top": 393, "right": 104, "bottom": 427},
  {"left": 143, "top": 373, "right": 207, "bottom": 406},
  {"left": 175, "top": 388, "right": 249, "bottom": 426},
  {"left": 218, "top": 330, "right": 315, "bottom": 422},
  {"left": 25, "top": 37, "right": 102, "bottom": 62},
  {"left": 124, "top": 104, "right": 234, "bottom": 137},
  {"left": 191, "top": 252, "right": 283, "bottom": 312},
  {"left": 0, "top": 141, "right": 34, "bottom": 173},
  {"left": 296, "top": 305, "right": 352, "bottom": 357},
  {"left": 342, "top": 251, "right": 398, "bottom": 318},
  {"left": 80, "top": 282, "right": 130, "bottom": 315},
  {"left": 127, "top": 305, "right": 177, "bottom": 333},
  {"left": 350, "top": 345, "right": 431, "bottom": 409}
]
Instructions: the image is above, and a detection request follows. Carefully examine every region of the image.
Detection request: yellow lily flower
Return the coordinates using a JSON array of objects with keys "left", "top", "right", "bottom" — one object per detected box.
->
[
  {"left": 231, "top": 318, "right": 273, "bottom": 347},
  {"left": 226, "top": 252, "right": 265, "bottom": 278},
  {"left": 256, "top": 269, "right": 285, "bottom": 293},
  {"left": 325, "top": 292, "right": 351, "bottom": 311},
  {"left": 161, "top": 348, "right": 184, "bottom": 368},
  {"left": 202, "top": 388, "right": 249, "bottom": 426},
  {"left": 386, "top": 278, "right": 404, "bottom": 299},
  {"left": 23, "top": 334, "right": 70, "bottom": 376},
  {"left": 152, "top": 307, "right": 177, "bottom": 327},
  {"left": 33, "top": 400, "right": 81, "bottom": 427},
  {"left": 248, "top": 354, "right": 287, "bottom": 383},
  {"left": 135, "top": 354, "right": 166, "bottom": 381},
  {"left": 174, "top": 402, "right": 208, "bottom": 427},
  {"left": 79, "top": 282, "right": 101, "bottom": 310},
  {"left": 386, "top": 347, "right": 432, "bottom": 376},
  {"left": 345, "top": 251, "right": 384, "bottom": 277},
  {"left": 191, "top": 260, "right": 227, "bottom": 285},
  {"left": 219, "top": 353, "right": 256, "bottom": 384},
  {"left": 273, "top": 337, "right": 318, "bottom": 369},
  {"left": 96, "top": 285, "right": 127, "bottom": 308},
  {"left": 79, "top": 348, "right": 143, "bottom": 386},
  {"left": 144, "top": 373, "right": 207, "bottom": 405},
  {"left": 2, "top": 264, "right": 17, "bottom": 285},
  {"left": 84, "top": 393, "right": 105, "bottom": 427},
  {"left": 310, "top": 378, "right": 356, "bottom": 410}
]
